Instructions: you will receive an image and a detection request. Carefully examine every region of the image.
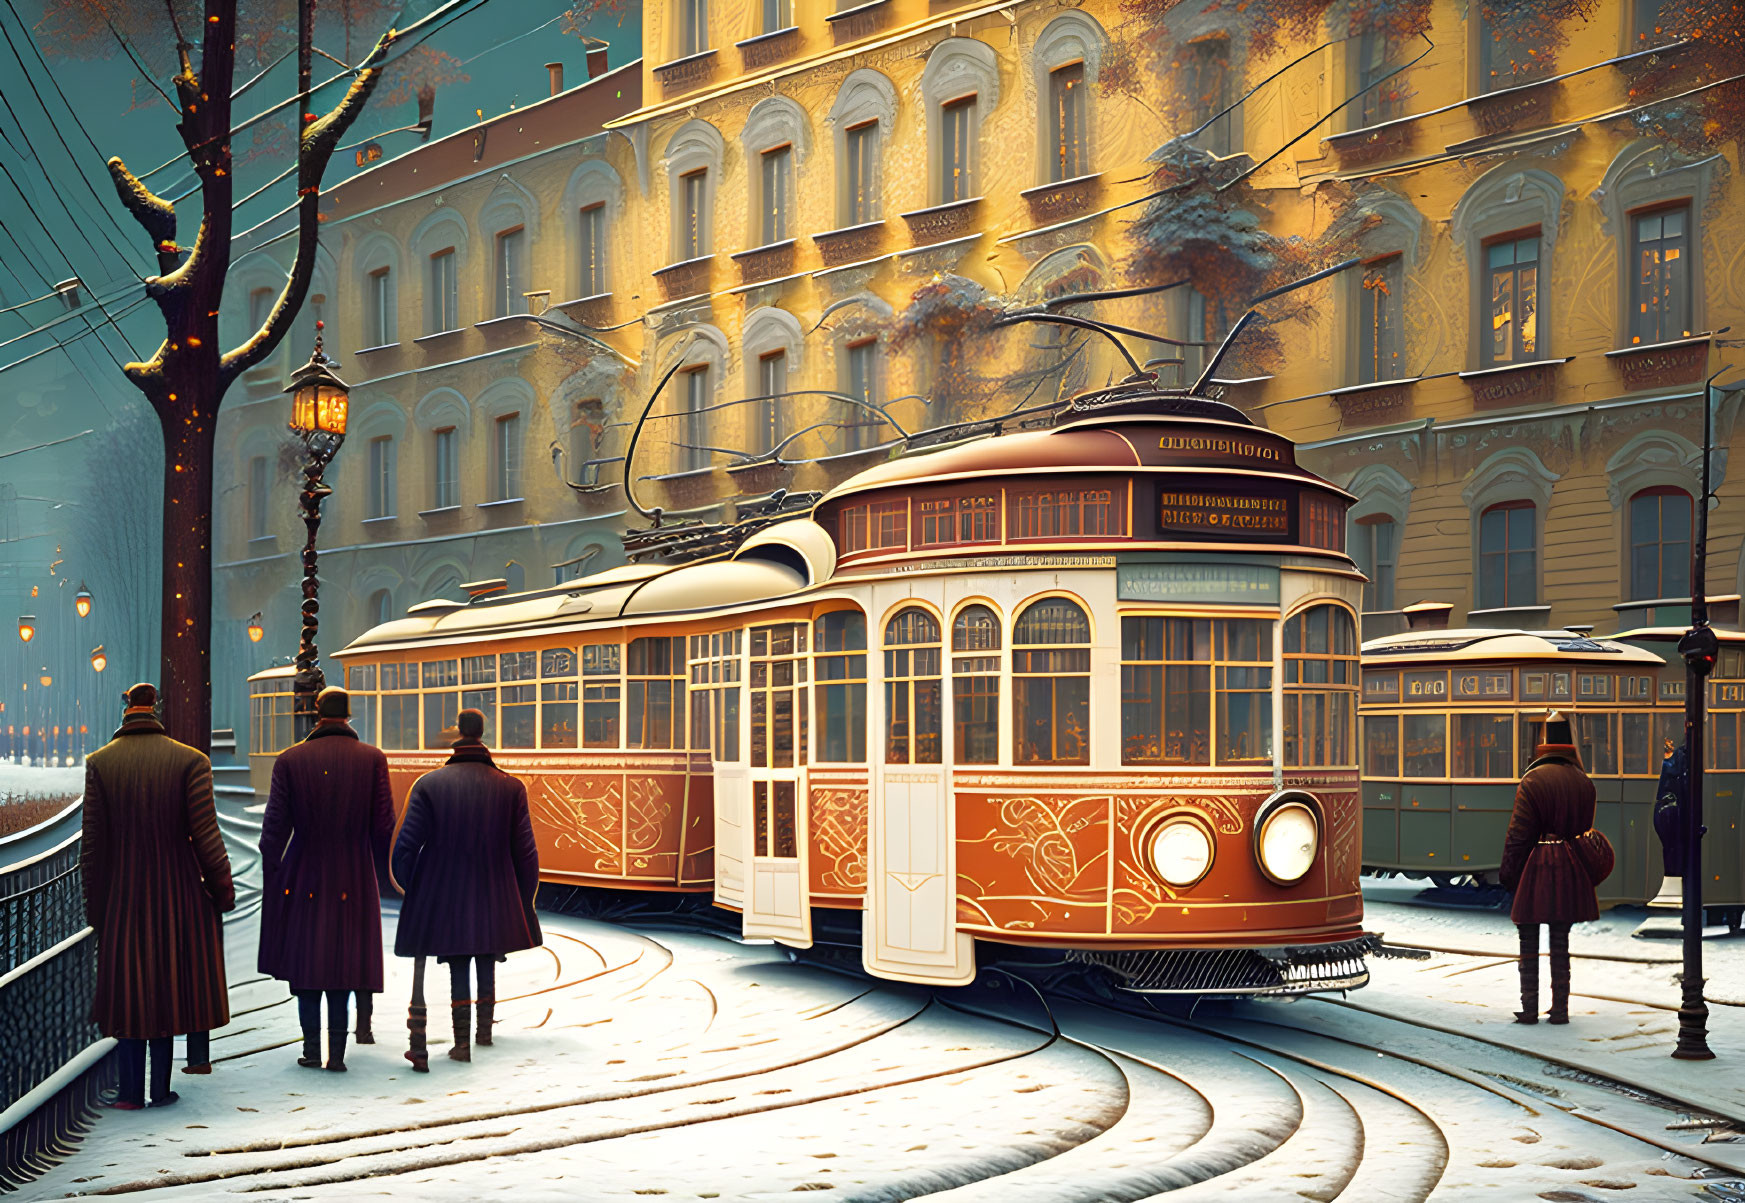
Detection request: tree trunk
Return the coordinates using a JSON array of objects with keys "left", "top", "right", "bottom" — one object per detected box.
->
[{"left": 156, "top": 387, "right": 221, "bottom": 750}]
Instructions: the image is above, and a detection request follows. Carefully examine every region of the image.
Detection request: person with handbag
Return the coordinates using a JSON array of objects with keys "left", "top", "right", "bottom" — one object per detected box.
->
[{"left": 1500, "top": 710, "right": 1615, "bottom": 1025}]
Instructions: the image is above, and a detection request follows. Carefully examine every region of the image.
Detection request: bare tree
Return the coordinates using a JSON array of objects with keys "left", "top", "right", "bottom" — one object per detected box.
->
[{"left": 89, "top": 0, "right": 392, "bottom": 751}]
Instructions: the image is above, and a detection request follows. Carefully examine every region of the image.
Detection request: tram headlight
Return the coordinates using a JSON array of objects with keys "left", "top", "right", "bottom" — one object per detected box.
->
[
  {"left": 1256, "top": 798, "right": 1320, "bottom": 886},
  {"left": 1147, "top": 817, "right": 1214, "bottom": 889}
]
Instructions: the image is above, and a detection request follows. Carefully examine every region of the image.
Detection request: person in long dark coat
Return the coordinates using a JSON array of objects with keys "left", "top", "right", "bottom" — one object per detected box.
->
[
  {"left": 391, "top": 708, "right": 540, "bottom": 1067},
  {"left": 1500, "top": 711, "right": 1609, "bottom": 1025},
  {"left": 82, "top": 683, "right": 234, "bottom": 1109},
  {"left": 258, "top": 687, "right": 394, "bottom": 1071}
]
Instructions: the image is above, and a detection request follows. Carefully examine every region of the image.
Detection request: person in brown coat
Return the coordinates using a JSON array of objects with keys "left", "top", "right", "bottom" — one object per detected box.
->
[
  {"left": 82, "top": 683, "right": 234, "bottom": 1109},
  {"left": 391, "top": 709, "right": 540, "bottom": 1068},
  {"left": 1500, "top": 711, "right": 1611, "bottom": 1025},
  {"left": 258, "top": 687, "right": 394, "bottom": 1071}
]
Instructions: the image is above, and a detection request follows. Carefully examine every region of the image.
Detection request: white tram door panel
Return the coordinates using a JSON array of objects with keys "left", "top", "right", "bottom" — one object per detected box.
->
[
  {"left": 743, "top": 770, "right": 812, "bottom": 947},
  {"left": 713, "top": 763, "right": 749, "bottom": 911},
  {"left": 741, "top": 619, "right": 813, "bottom": 948}
]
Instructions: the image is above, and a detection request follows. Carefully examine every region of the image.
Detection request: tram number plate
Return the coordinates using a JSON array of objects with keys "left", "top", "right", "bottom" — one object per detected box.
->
[
  {"left": 1455, "top": 672, "right": 1512, "bottom": 699},
  {"left": 1403, "top": 670, "right": 1448, "bottom": 699},
  {"left": 1157, "top": 488, "right": 1291, "bottom": 537}
]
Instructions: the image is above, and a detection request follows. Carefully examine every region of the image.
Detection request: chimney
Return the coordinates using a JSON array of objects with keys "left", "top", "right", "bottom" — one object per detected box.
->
[
  {"left": 586, "top": 42, "right": 609, "bottom": 79},
  {"left": 1401, "top": 601, "right": 1454, "bottom": 631},
  {"left": 462, "top": 578, "right": 509, "bottom": 603},
  {"left": 546, "top": 62, "right": 563, "bottom": 96}
]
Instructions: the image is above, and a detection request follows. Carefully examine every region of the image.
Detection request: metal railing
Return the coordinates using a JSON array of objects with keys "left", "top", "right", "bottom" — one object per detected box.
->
[{"left": 0, "top": 805, "right": 113, "bottom": 1194}]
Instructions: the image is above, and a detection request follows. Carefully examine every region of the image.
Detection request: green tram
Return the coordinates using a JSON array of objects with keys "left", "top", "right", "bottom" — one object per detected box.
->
[{"left": 1358, "top": 624, "right": 1680, "bottom": 906}]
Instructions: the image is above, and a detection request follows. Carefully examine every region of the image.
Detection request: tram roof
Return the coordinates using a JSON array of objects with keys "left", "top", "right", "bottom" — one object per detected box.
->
[
  {"left": 333, "top": 519, "right": 835, "bottom": 658},
  {"left": 1614, "top": 626, "right": 1745, "bottom": 644},
  {"left": 1360, "top": 628, "right": 1665, "bottom": 666}
]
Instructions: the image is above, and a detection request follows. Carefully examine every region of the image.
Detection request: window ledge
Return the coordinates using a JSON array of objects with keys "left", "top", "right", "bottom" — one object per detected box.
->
[
  {"left": 826, "top": 0, "right": 891, "bottom": 22},
  {"left": 1605, "top": 332, "right": 1714, "bottom": 358},
  {"left": 736, "top": 25, "right": 798, "bottom": 48},
  {"left": 413, "top": 329, "right": 465, "bottom": 344},
  {"left": 362, "top": 515, "right": 397, "bottom": 526},
  {"left": 1611, "top": 595, "right": 1740, "bottom": 612},
  {"left": 355, "top": 342, "right": 400, "bottom": 355},
  {"left": 477, "top": 497, "right": 525, "bottom": 509},
  {"left": 728, "top": 238, "right": 798, "bottom": 263},
  {"left": 475, "top": 315, "right": 532, "bottom": 330},
  {"left": 417, "top": 506, "right": 464, "bottom": 519},
  {"left": 653, "top": 254, "right": 715, "bottom": 278},
  {"left": 247, "top": 536, "right": 278, "bottom": 551},
  {"left": 1329, "top": 375, "right": 1420, "bottom": 396},
  {"left": 1457, "top": 356, "right": 1573, "bottom": 381},
  {"left": 898, "top": 196, "right": 984, "bottom": 222},
  {"left": 553, "top": 292, "right": 613, "bottom": 310},
  {"left": 653, "top": 47, "right": 718, "bottom": 75}
]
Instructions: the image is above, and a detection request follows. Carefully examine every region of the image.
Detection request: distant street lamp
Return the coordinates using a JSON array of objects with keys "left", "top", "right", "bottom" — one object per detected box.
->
[
  {"left": 39, "top": 670, "right": 51, "bottom": 688},
  {"left": 74, "top": 582, "right": 92, "bottom": 619},
  {"left": 91, "top": 646, "right": 106, "bottom": 674},
  {"left": 18, "top": 616, "right": 35, "bottom": 642},
  {"left": 285, "top": 320, "right": 350, "bottom": 737},
  {"left": 247, "top": 613, "right": 265, "bottom": 644}
]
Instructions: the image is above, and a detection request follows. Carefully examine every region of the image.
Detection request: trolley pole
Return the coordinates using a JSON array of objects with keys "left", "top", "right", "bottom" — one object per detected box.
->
[{"left": 1672, "top": 374, "right": 1722, "bottom": 1061}]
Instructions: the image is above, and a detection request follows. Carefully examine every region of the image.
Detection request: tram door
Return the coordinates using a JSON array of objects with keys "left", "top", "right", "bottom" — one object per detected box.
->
[{"left": 743, "top": 622, "right": 812, "bottom": 946}]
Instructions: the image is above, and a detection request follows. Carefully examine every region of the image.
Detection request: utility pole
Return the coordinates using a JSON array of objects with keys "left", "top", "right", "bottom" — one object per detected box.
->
[{"left": 1672, "top": 372, "right": 1724, "bottom": 1061}]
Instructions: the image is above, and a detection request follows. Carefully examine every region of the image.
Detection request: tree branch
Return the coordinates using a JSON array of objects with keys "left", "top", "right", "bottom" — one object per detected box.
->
[
  {"left": 106, "top": 157, "right": 180, "bottom": 274},
  {"left": 221, "top": 26, "right": 395, "bottom": 383}
]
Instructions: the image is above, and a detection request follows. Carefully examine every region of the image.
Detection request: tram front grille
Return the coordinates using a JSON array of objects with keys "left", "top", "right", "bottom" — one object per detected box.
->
[{"left": 1068, "top": 935, "right": 1381, "bottom": 995}]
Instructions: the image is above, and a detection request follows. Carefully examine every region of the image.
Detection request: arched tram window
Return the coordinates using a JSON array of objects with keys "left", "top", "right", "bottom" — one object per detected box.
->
[
  {"left": 1283, "top": 605, "right": 1357, "bottom": 767},
  {"left": 952, "top": 605, "right": 1001, "bottom": 765},
  {"left": 884, "top": 608, "right": 942, "bottom": 764},
  {"left": 1121, "top": 616, "right": 1272, "bottom": 766},
  {"left": 1014, "top": 598, "right": 1091, "bottom": 766}
]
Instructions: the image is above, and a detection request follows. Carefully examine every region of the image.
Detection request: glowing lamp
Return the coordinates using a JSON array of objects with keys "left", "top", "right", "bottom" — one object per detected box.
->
[
  {"left": 91, "top": 646, "right": 107, "bottom": 674},
  {"left": 74, "top": 582, "right": 92, "bottom": 618},
  {"left": 247, "top": 612, "right": 264, "bottom": 643},
  {"left": 39, "top": 670, "right": 51, "bottom": 688},
  {"left": 17, "top": 616, "right": 34, "bottom": 643},
  {"left": 285, "top": 321, "right": 350, "bottom": 436}
]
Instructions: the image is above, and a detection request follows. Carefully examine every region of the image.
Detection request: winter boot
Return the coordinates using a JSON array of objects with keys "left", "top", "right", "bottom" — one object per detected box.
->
[
  {"left": 355, "top": 992, "right": 375, "bottom": 1045},
  {"left": 476, "top": 997, "right": 494, "bottom": 1047},
  {"left": 326, "top": 1026, "right": 349, "bottom": 1072},
  {"left": 448, "top": 1003, "right": 472, "bottom": 1063},
  {"left": 1514, "top": 924, "right": 1539, "bottom": 1024},
  {"left": 405, "top": 958, "right": 429, "bottom": 1073},
  {"left": 1547, "top": 924, "right": 1572, "bottom": 1024},
  {"left": 298, "top": 1029, "right": 323, "bottom": 1068}
]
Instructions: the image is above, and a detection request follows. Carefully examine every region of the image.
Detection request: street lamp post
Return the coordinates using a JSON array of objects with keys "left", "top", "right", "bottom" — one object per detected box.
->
[{"left": 284, "top": 321, "right": 350, "bottom": 739}]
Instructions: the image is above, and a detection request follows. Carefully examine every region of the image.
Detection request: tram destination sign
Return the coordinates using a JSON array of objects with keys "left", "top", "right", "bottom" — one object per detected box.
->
[
  {"left": 1118, "top": 563, "right": 1280, "bottom": 604},
  {"left": 1156, "top": 484, "right": 1293, "bottom": 540}
]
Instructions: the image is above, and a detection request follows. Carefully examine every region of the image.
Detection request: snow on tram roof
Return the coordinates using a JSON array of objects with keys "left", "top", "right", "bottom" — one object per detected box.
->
[
  {"left": 334, "top": 520, "right": 833, "bottom": 658},
  {"left": 1361, "top": 627, "right": 1665, "bottom": 665}
]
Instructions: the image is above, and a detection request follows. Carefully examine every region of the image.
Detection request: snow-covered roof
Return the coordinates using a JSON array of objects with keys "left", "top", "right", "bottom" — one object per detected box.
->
[{"left": 1361, "top": 628, "right": 1665, "bottom": 667}]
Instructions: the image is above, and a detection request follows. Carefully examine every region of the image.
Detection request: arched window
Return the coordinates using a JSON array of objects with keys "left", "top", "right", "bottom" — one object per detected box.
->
[
  {"left": 369, "top": 588, "right": 393, "bottom": 627},
  {"left": 814, "top": 610, "right": 866, "bottom": 762},
  {"left": 952, "top": 605, "right": 1001, "bottom": 764},
  {"left": 1478, "top": 500, "right": 1536, "bottom": 609},
  {"left": 1353, "top": 515, "right": 1397, "bottom": 612},
  {"left": 921, "top": 40, "right": 997, "bottom": 206},
  {"left": 1629, "top": 486, "right": 1692, "bottom": 600},
  {"left": 884, "top": 608, "right": 941, "bottom": 764},
  {"left": 1283, "top": 605, "right": 1358, "bottom": 767},
  {"left": 1013, "top": 599, "right": 1090, "bottom": 765}
]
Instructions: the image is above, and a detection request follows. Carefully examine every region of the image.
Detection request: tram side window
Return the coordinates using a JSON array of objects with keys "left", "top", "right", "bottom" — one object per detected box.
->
[
  {"left": 1015, "top": 599, "right": 1091, "bottom": 765},
  {"left": 1010, "top": 488, "right": 1122, "bottom": 540},
  {"left": 1621, "top": 712, "right": 1654, "bottom": 775},
  {"left": 348, "top": 663, "right": 378, "bottom": 745},
  {"left": 885, "top": 608, "right": 943, "bottom": 764},
  {"left": 750, "top": 623, "right": 807, "bottom": 768},
  {"left": 500, "top": 650, "right": 538, "bottom": 748},
  {"left": 815, "top": 611, "right": 867, "bottom": 762},
  {"left": 953, "top": 605, "right": 1001, "bottom": 764},
  {"left": 628, "top": 636, "right": 685, "bottom": 749},
  {"left": 422, "top": 659, "right": 460, "bottom": 750},
  {"left": 1365, "top": 715, "right": 1400, "bottom": 777},
  {"left": 378, "top": 663, "right": 418, "bottom": 750},
  {"left": 1402, "top": 714, "right": 1446, "bottom": 777},
  {"left": 1575, "top": 713, "right": 1618, "bottom": 776},
  {"left": 583, "top": 642, "right": 622, "bottom": 749},
  {"left": 1283, "top": 605, "right": 1358, "bottom": 767},
  {"left": 1716, "top": 711, "right": 1741, "bottom": 771},
  {"left": 540, "top": 646, "right": 580, "bottom": 750},
  {"left": 753, "top": 780, "right": 799, "bottom": 859},
  {"left": 1452, "top": 713, "right": 1513, "bottom": 778},
  {"left": 459, "top": 654, "right": 496, "bottom": 744},
  {"left": 688, "top": 631, "right": 742, "bottom": 761}
]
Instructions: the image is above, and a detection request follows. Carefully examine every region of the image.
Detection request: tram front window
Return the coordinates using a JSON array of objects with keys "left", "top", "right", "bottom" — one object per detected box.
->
[
  {"left": 1120, "top": 616, "right": 1273, "bottom": 765},
  {"left": 1016, "top": 599, "right": 1091, "bottom": 765},
  {"left": 1402, "top": 714, "right": 1446, "bottom": 777},
  {"left": 1283, "top": 605, "right": 1358, "bottom": 767},
  {"left": 1452, "top": 713, "right": 1513, "bottom": 778},
  {"left": 1577, "top": 713, "right": 1618, "bottom": 775},
  {"left": 1365, "top": 715, "right": 1400, "bottom": 776}
]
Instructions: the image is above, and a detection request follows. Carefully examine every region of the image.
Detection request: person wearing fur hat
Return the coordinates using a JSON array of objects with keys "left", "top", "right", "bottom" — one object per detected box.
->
[
  {"left": 391, "top": 708, "right": 541, "bottom": 1069},
  {"left": 258, "top": 686, "right": 395, "bottom": 1071},
  {"left": 1500, "top": 710, "right": 1615, "bottom": 1025},
  {"left": 82, "top": 683, "right": 234, "bottom": 1109}
]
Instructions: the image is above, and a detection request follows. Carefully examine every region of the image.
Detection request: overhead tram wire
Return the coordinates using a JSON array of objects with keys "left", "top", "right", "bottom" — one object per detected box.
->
[
  {"left": 135, "top": 0, "right": 496, "bottom": 184},
  {"left": 0, "top": 294, "right": 151, "bottom": 378},
  {"left": 0, "top": 161, "right": 141, "bottom": 341},
  {"left": 0, "top": 1, "right": 149, "bottom": 280}
]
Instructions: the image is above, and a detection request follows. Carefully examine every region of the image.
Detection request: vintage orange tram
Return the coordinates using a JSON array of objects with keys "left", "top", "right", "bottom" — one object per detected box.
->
[{"left": 320, "top": 383, "right": 1373, "bottom": 992}]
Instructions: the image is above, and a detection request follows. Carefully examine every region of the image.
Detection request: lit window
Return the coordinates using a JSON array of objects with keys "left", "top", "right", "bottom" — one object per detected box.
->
[
  {"left": 1629, "top": 487, "right": 1692, "bottom": 601},
  {"left": 1282, "top": 605, "right": 1357, "bottom": 767},
  {"left": 1358, "top": 254, "right": 1404, "bottom": 384},
  {"left": 1478, "top": 10, "right": 1545, "bottom": 91},
  {"left": 1121, "top": 617, "right": 1273, "bottom": 766},
  {"left": 1484, "top": 231, "right": 1540, "bottom": 366},
  {"left": 884, "top": 608, "right": 942, "bottom": 765},
  {"left": 1629, "top": 203, "right": 1691, "bottom": 346},
  {"left": 1013, "top": 599, "right": 1090, "bottom": 765},
  {"left": 1049, "top": 61, "right": 1086, "bottom": 181},
  {"left": 1478, "top": 500, "right": 1535, "bottom": 608},
  {"left": 749, "top": 622, "right": 807, "bottom": 779},
  {"left": 629, "top": 636, "right": 687, "bottom": 749},
  {"left": 1009, "top": 489, "right": 1121, "bottom": 540},
  {"left": 538, "top": 646, "right": 578, "bottom": 750},
  {"left": 952, "top": 605, "right": 1001, "bottom": 764},
  {"left": 495, "top": 227, "right": 527, "bottom": 317},
  {"left": 1352, "top": 29, "right": 1404, "bottom": 128}
]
